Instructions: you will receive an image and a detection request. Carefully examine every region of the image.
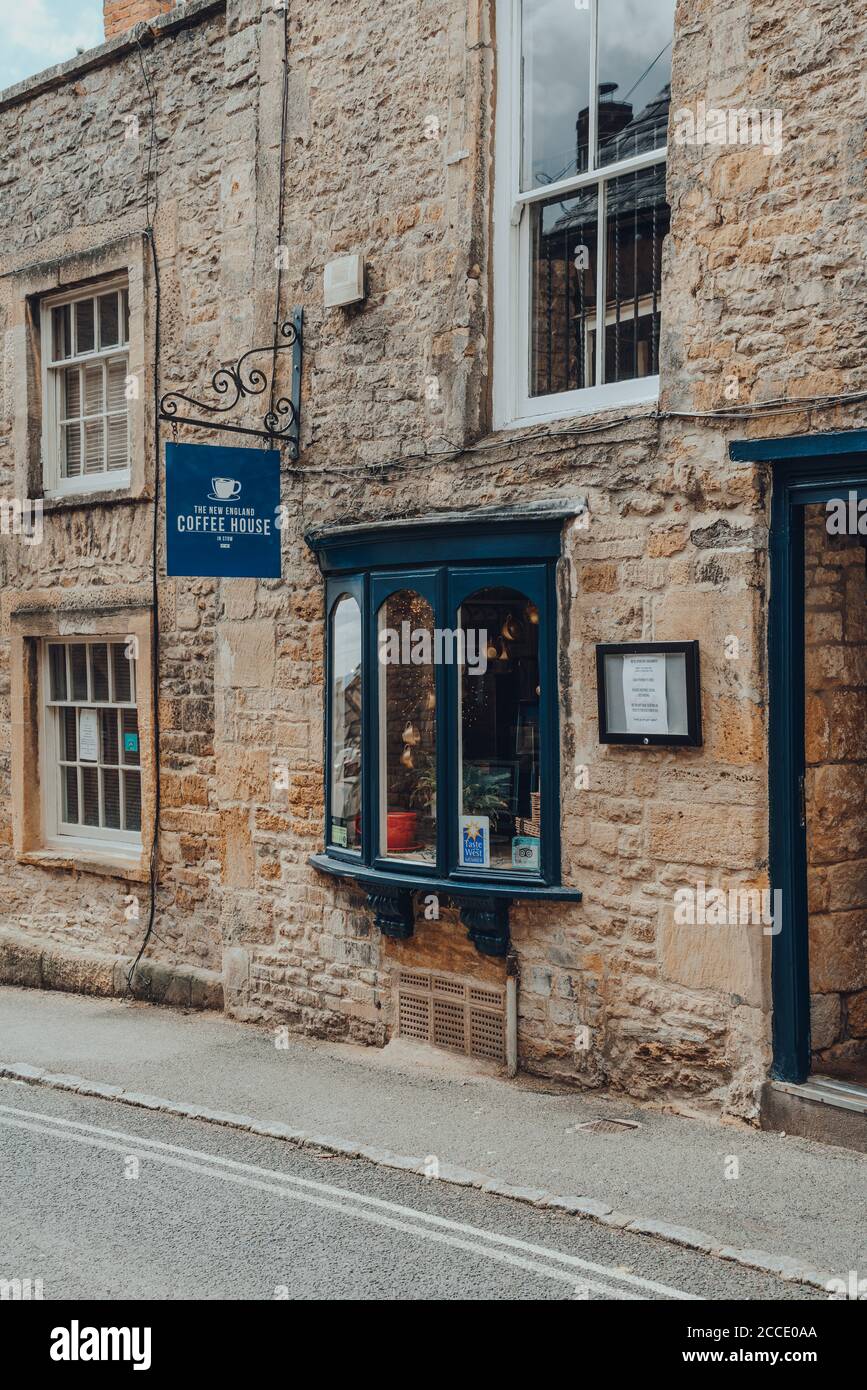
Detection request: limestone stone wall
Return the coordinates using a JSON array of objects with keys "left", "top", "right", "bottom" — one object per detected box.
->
[
  {"left": 0, "top": 1, "right": 235, "bottom": 976},
  {"left": 804, "top": 507, "right": 867, "bottom": 1080},
  {"left": 0, "top": 0, "right": 865, "bottom": 1118}
]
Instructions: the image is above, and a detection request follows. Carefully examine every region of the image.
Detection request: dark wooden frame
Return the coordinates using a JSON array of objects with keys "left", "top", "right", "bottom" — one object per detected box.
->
[{"left": 595, "top": 640, "right": 702, "bottom": 747}]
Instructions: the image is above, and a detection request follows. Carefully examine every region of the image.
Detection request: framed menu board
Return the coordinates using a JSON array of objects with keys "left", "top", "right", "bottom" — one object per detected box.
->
[{"left": 595, "top": 641, "right": 702, "bottom": 747}]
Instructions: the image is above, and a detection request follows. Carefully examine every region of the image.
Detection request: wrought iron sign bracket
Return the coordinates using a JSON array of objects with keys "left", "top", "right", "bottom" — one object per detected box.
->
[{"left": 159, "top": 309, "right": 303, "bottom": 460}]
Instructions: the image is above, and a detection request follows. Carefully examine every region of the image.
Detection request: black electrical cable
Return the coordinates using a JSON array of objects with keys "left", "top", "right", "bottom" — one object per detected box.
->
[
  {"left": 286, "top": 386, "right": 867, "bottom": 484},
  {"left": 269, "top": 1, "right": 291, "bottom": 426},
  {"left": 125, "top": 12, "right": 294, "bottom": 986},
  {"left": 126, "top": 34, "right": 162, "bottom": 994}
]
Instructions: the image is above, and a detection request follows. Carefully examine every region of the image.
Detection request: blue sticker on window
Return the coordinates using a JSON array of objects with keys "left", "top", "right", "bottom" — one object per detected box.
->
[
  {"left": 124, "top": 733, "right": 139, "bottom": 754},
  {"left": 460, "top": 816, "right": 490, "bottom": 868}
]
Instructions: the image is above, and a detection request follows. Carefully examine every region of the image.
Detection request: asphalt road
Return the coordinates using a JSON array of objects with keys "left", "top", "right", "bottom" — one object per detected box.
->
[{"left": 0, "top": 1079, "right": 825, "bottom": 1301}]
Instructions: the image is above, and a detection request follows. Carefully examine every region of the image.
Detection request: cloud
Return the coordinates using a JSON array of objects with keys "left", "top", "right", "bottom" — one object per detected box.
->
[{"left": 0, "top": 0, "right": 103, "bottom": 90}]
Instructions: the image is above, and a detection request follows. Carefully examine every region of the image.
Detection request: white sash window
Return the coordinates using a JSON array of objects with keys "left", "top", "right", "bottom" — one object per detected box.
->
[{"left": 494, "top": 0, "right": 674, "bottom": 426}]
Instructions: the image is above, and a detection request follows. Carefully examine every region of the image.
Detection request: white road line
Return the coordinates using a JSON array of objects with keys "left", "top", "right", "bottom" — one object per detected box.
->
[
  {"left": 0, "top": 1099, "right": 699, "bottom": 1301},
  {"left": 0, "top": 1110, "right": 635, "bottom": 1299}
]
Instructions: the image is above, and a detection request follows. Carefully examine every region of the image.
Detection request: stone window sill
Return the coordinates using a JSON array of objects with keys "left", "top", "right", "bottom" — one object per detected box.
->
[
  {"left": 18, "top": 847, "right": 149, "bottom": 883},
  {"left": 41, "top": 488, "right": 153, "bottom": 514}
]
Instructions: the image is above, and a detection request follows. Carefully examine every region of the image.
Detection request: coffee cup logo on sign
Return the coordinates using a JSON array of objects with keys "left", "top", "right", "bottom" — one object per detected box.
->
[{"left": 209, "top": 477, "right": 242, "bottom": 501}]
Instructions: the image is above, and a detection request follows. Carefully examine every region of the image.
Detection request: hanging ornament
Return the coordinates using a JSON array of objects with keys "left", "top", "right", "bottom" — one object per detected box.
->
[
  {"left": 497, "top": 637, "right": 510, "bottom": 661},
  {"left": 402, "top": 722, "right": 420, "bottom": 746},
  {"left": 526, "top": 602, "right": 539, "bottom": 625},
  {"left": 501, "top": 612, "right": 521, "bottom": 641},
  {"left": 400, "top": 744, "right": 414, "bottom": 769}
]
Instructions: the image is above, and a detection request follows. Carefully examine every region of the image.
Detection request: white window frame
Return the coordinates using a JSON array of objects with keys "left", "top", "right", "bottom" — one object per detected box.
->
[
  {"left": 493, "top": 0, "right": 668, "bottom": 429},
  {"left": 41, "top": 637, "right": 142, "bottom": 853},
  {"left": 40, "top": 278, "right": 131, "bottom": 498}
]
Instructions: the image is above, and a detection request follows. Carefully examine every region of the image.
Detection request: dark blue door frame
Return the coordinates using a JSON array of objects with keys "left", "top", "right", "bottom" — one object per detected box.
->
[{"left": 731, "top": 431, "right": 867, "bottom": 1082}]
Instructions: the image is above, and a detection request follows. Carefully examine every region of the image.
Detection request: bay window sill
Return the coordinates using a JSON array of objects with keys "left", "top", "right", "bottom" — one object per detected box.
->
[
  {"left": 310, "top": 853, "right": 581, "bottom": 902},
  {"left": 310, "top": 853, "right": 581, "bottom": 957}
]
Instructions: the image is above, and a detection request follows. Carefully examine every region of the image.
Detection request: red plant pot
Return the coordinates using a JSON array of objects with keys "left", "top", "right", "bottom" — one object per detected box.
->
[{"left": 387, "top": 810, "right": 418, "bottom": 852}]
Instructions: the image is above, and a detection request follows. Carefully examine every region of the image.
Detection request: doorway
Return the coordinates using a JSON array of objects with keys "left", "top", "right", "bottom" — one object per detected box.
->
[{"left": 764, "top": 441, "right": 867, "bottom": 1087}]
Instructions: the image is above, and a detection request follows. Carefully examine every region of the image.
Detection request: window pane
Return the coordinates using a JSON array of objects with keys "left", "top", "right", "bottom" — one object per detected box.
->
[
  {"left": 84, "top": 419, "right": 105, "bottom": 474},
  {"left": 62, "top": 708, "right": 77, "bottom": 762},
  {"left": 121, "top": 709, "right": 140, "bottom": 765},
  {"left": 69, "top": 644, "right": 88, "bottom": 700},
  {"left": 81, "top": 766, "right": 100, "bottom": 826},
  {"left": 103, "top": 769, "right": 121, "bottom": 829},
  {"left": 98, "top": 292, "right": 120, "bottom": 348},
  {"left": 329, "top": 596, "right": 362, "bottom": 851},
  {"left": 107, "top": 415, "right": 129, "bottom": 471},
  {"left": 107, "top": 358, "right": 127, "bottom": 411},
  {"left": 63, "top": 367, "right": 81, "bottom": 420},
  {"left": 49, "top": 644, "right": 67, "bottom": 701},
  {"left": 531, "top": 186, "right": 598, "bottom": 397},
  {"left": 124, "top": 771, "right": 142, "bottom": 832},
  {"left": 597, "top": 0, "right": 674, "bottom": 168},
  {"left": 603, "top": 163, "right": 669, "bottom": 383},
  {"left": 107, "top": 360, "right": 129, "bottom": 470},
  {"left": 74, "top": 298, "right": 95, "bottom": 355},
  {"left": 122, "top": 289, "right": 130, "bottom": 343},
  {"left": 378, "top": 591, "right": 437, "bottom": 864},
  {"left": 521, "top": 0, "right": 592, "bottom": 190},
  {"left": 112, "top": 643, "right": 132, "bottom": 702},
  {"left": 63, "top": 424, "right": 82, "bottom": 477},
  {"left": 458, "top": 590, "right": 541, "bottom": 873},
  {"left": 52, "top": 304, "right": 71, "bottom": 360},
  {"left": 84, "top": 364, "right": 104, "bottom": 415},
  {"left": 101, "top": 708, "right": 119, "bottom": 765},
  {"left": 63, "top": 767, "right": 79, "bottom": 824},
  {"left": 91, "top": 644, "right": 109, "bottom": 702}
]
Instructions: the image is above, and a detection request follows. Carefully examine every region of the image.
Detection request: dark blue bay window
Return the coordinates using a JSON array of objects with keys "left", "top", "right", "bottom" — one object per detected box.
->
[{"left": 306, "top": 504, "right": 581, "bottom": 955}]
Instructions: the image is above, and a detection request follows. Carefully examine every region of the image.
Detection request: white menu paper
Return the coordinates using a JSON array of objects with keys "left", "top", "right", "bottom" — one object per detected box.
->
[
  {"left": 79, "top": 709, "right": 99, "bottom": 762},
  {"left": 622, "top": 654, "right": 668, "bottom": 735}
]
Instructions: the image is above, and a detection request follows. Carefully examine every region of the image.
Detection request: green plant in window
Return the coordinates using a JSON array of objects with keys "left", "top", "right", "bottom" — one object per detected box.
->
[
  {"left": 408, "top": 752, "right": 437, "bottom": 813},
  {"left": 409, "top": 756, "right": 509, "bottom": 822},
  {"left": 462, "top": 763, "right": 510, "bottom": 821}
]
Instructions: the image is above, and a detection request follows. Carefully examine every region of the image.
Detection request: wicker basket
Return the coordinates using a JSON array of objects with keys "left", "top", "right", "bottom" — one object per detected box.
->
[{"left": 516, "top": 791, "right": 541, "bottom": 838}]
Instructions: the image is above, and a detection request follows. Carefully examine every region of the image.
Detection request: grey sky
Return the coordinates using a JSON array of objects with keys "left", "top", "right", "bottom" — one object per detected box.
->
[
  {"left": 523, "top": 0, "right": 674, "bottom": 184},
  {"left": 0, "top": 0, "right": 103, "bottom": 91}
]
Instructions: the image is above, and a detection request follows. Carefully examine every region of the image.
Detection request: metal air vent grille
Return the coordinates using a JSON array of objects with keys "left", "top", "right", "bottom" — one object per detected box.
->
[{"left": 397, "top": 968, "right": 505, "bottom": 1063}]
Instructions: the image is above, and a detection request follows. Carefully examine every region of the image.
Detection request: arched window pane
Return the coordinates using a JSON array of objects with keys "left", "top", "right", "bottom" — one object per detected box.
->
[
  {"left": 378, "top": 590, "right": 437, "bottom": 864},
  {"left": 458, "top": 589, "right": 541, "bottom": 873},
  {"left": 329, "top": 595, "right": 361, "bottom": 851}
]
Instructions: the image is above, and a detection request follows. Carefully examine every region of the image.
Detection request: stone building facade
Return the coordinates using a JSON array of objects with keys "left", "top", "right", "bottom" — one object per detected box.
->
[{"left": 0, "top": 0, "right": 865, "bottom": 1142}]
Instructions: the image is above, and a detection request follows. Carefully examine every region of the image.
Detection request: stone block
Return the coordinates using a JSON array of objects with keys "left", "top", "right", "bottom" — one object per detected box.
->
[
  {"left": 810, "top": 992, "right": 841, "bottom": 1050},
  {"left": 216, "top": 621, "right": 276, "bottom": 689},
  {"left": 0, "top": 931, "right": 42, "bottom": 988},
  {"left": 847, "top": 991, "right": 867, "bottom": 1038},
  {"left": 809, "top": 911, "right": 867, "bottom": 994},
  {"left": 659, "top": 902, "right": 765, "bottom": 1008},
  {"left": 220, "top": 808, "right": 255, "bottom": 888},
  {"left": 649, "top": 803, "right": 764, "bottom": 869},
  {"left": 216, "top": 744, "right": 271, "bottom": 803}
]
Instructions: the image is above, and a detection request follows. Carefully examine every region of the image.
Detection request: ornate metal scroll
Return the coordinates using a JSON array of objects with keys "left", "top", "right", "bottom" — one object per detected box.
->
[{"left": 159, "top": 309, "right": 303, "bottom": 459}]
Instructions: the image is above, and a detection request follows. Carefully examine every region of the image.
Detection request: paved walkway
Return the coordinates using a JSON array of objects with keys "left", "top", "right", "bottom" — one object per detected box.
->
[{"left": 0, "top": 985, "right": 863, "bottom": 1286}]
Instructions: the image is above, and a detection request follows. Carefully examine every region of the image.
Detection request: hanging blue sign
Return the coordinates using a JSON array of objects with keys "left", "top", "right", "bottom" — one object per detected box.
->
[{"left": 166, "top": 442, "right": 281, "bottom": 578}]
